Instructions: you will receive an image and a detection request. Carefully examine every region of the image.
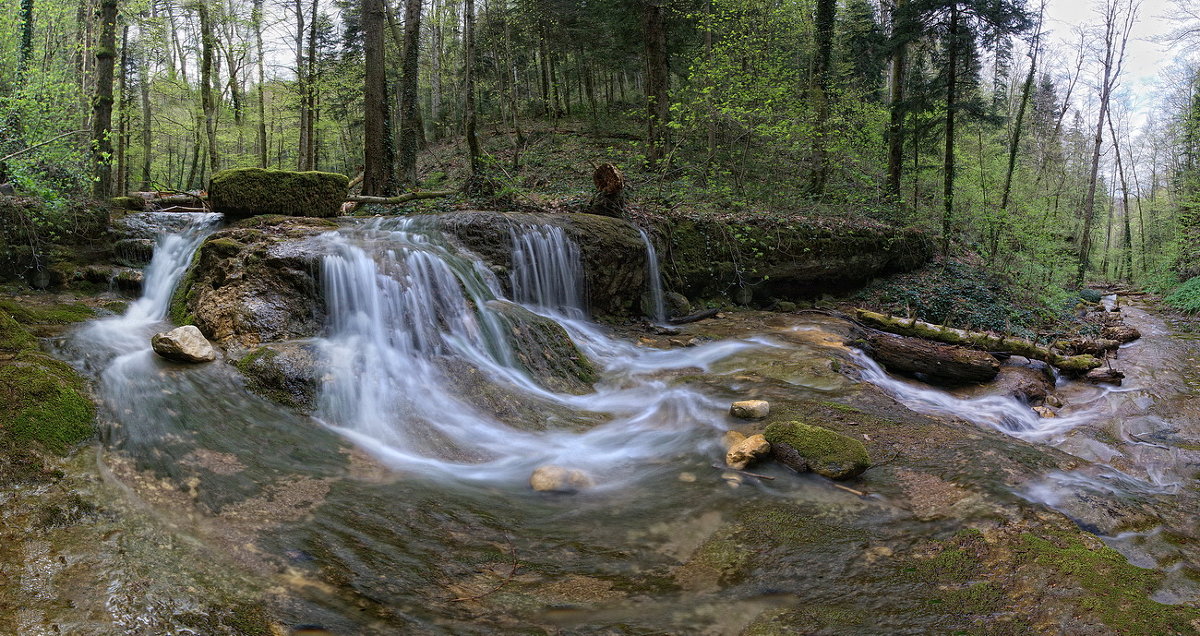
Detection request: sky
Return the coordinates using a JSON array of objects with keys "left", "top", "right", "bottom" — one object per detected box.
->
[{"left": 1042, "top": 0, "right": 1178, "bottom": 129}]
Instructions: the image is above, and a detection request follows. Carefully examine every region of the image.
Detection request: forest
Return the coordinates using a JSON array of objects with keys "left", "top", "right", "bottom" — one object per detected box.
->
[
  {"left": 6, "top": 0, "right": 1200, "bottom": 633},
  {"left": 3, "top": 0, "right": 1200, "bottom": 308}
]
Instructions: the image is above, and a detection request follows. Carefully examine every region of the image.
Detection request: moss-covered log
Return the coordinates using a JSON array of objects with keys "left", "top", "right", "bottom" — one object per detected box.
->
[
  {"left": 857, "top": 331, "right": 999, "bottom": 386},
  {"left": 854, "top": 309, "right": 1102, "bottom": 375},
  {"left": 209, "top": 168, "right": 349, "bottom": 219}
]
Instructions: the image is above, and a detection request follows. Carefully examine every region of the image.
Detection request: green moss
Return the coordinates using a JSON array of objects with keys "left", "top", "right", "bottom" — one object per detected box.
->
[
  {"left": 0, "top": 299, "right": 95, "bottom": 325},
  {"left": 1017, "top": 531, "right": 1200, "bottom": 633},
  {"left": 763, "top": 421, "right": 871, "bottom": 480},
  {"left": 109, "top": 196, "right": 145, "bottom": 211},
  {"left": 939, "top": 582, "right": 1006, "bottom": 614},
  {"left": 0, "top": 351, "right": 95, "bottom": 454},
  {"left": 210, "top": 168, "right": 349, "bottom": 219},
  {"left": 0, "top": 311, "right": 36, "bottom": 352},
  {"left": 819, "top": 400, "right": 863, "bottom": 414},
  {"left": 169, "top": 247, "right": 204, "bottom": 326},
  {"left": 1052, "top": 354, "right": 1102, "bottom": 374}
]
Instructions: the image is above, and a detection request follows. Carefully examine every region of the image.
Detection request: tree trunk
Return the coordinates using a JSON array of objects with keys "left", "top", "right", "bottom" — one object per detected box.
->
[
  {"left": 857, "top": 331, "right": 1000, "bottom": 386},
  {"left": 397, "top": 0, "right": 423, "bottom": 186},
  {"left": 808, "top": 0, "right": 835, "bottom": 196},
  {"left": 642, "top": 0, "right": 669, "bottom": 168},
  {"left": 140, "top": 28, "right": 153, "bottom": 191},
  {"left": 995, "top": 13, "right": 1043, "bottom": 261},
  {"left": 362, "top": 0, "right": 394, "bottom": 196},
  {"left": 116, "top": 23, "right": 130, "bottom": 195},
  {"left": 305, "top": 0, "right": 319, "bottom": 168},
  {"left": 196, "top": 0, "right": 221, "bottom": 176},
  {"left": 18, "top": 0, "right": 33, "bottom": 81},
  {"left": 464, "top": 0, "right": 480, "bottom": 175},
  {"left": 886, "top": 0, "right": 907, "bottom": 199},
  {"left": 91, "top": 0, "right": 118, "bottom": 199},
  {"left": 253, "top": 0, "right": 268, "bottom": 168},
  {"left": 940, "top": 3, "right": 959, "bottom": 252}
]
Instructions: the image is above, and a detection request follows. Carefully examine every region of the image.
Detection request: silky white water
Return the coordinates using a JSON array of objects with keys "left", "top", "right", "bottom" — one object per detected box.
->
[
  {"left": 312, "top": 220, "right": 760, "bottom": 485},
  {"left": 638, "top": 228, "right": 667, "bottom": 322}
]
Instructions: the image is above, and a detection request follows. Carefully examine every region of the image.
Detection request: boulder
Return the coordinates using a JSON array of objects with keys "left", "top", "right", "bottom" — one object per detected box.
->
[
  {"left": 730, "top": 400, "right": 770, "bottom": 419},
  {"left": 485, "top": 300, "right": 596, "bottom": 394},
  {"left": 169, "top": 216, "right": 334, "bottom": 346},
  {"left": 209, "top": 168, "right": 349, "bottom": 220},
  {"left": 764, "top": 421, "right": 870, "bottom": 480},
  {"left": 725, "top": 434, "right": 771, "bottom": 470},
  {"left": 114, "top": 238, "right": 155, "bottom": 267},
  {"left": 664, "top": 292, "right": 691, "bottom": 318},
  {"left": 1101, "top": 325, "right": 1140, "bottom": 344},
  {"left": 993, "top": 363, "right": 1053, "bottom": 404},
  {"left": 1032, "top": 406, "right": 1057, "bottom": 418},
  {"left": 657, "top": 213, "right": 932, "bottom": 303},
  {"left": 234, "top": 342, "right": 320, "bottom": 410},
  {"left": 722, "top": 430, "right": 747, "bottom": 449},
  {"left": 530, "top": 465, "right": 593, "bottom": 493},
  {"left": 151, "top": 325, "right": 217, "bottom": 363}
]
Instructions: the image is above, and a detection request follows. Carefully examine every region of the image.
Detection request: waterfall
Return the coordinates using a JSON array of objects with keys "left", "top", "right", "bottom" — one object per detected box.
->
[
  {"left": 638, "top": 228, "right": 666, "bottom": 322},
  {"left": 124, "top": 212, "right": 223, "bottom": 322},
  {"left": 510, "top": 226, "right": 586, "bottom": 318}
]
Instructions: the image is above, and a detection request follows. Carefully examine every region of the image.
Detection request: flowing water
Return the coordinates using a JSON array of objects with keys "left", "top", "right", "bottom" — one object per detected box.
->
[
  {"left": 37, "top": 215, "right": 1200, "bottom": 632},
  {"left": 638, "top": 228, "right": 667, "bottom": 322}
]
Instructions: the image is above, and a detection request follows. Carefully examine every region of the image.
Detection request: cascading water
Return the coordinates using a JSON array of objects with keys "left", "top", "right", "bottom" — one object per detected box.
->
[
  {"left": 312, "top": 220, "right": 758, "bottom": 484},
  {"left": 509, "top": 225, "right": 587, "bottom": 319},
  {"left": 638, "top": 228, "right": 667, "bottom": 322}
]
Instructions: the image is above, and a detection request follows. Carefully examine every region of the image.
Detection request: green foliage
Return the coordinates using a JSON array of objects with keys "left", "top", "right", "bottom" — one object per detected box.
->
[
  {"left": 1164, "top": 276, "right": 1200, "bottom": 313},
  {"left": 1078, "top": 289, "right": 1102, "bottom": 304}
]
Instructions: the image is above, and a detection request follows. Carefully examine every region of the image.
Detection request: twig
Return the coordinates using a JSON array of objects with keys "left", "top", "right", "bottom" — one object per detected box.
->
[
  {"left": 831, "top": 483, "right": 868, "bottom": 497},
  {"left": 1, "top": 130, "right": 89, "bottom": 163},
  {"left": 711, "top": 463, "right": 776, "bottom": 480}
]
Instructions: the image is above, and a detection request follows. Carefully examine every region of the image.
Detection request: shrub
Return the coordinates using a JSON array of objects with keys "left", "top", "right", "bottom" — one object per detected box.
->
[{"left": 1165, "top": 276, "right": 1200, "bottom": 313}]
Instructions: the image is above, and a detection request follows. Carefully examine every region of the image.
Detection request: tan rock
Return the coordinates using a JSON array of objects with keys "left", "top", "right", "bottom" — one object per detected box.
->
[
  {"left": 1044, "top": 395, "right": 1063, "bottom": 408},
  {"left": 151, "top": 325, "right": 217, "bottom": 363},
  {"left": 730, "top": 400, "right": 770, "bottom": 419},
  {"left": 1032, "top": 406, "right": 1057, "bottom": 418},
  {"left": 722, "top": 430, "right": 747, "bottom": 449},
  {"left": 530, "top": 465, "right": 593, "bottom": 493},
  {"left": 725, "top": 434, "right": 771, "bottom": 470}
]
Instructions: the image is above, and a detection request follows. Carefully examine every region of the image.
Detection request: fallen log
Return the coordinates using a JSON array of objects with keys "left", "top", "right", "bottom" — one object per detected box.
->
[
  {"left": 856, "top": 331, "right": 999, "bottom": 386},
  {"left": 667, "top": 307, "right": 720, "bottom": 325},
  {"left": 345, "top": 190, "right": 456, "bottom": 204},
  {"left": 854, "top": 309, "right": 1102, "bottom": 376}
]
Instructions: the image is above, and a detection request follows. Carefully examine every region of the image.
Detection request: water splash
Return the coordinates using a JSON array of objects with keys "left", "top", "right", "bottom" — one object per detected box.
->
[{"left": 638, "top": 228, "right": 666, "bottom": 323}]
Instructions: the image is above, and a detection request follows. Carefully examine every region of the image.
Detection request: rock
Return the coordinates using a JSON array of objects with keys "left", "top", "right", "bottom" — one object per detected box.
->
[
  {"left": 151, "top": 325, "right": 217, "bottom": 363},
  {"left": 209, "top": 168, "right": 349, "bottom": 220},
  {"left": 775, "top": 301, "right": 797, "bottom": 313},
  {"left": 992, "top": 363, "right": 1053, "bottom": 404},
  {"left": 1085, "top": 367, "right": 1125, "bottom": 385},
  {"left": 114, "top": 238, "right": 155, "bottom": 267},
  {"left": 658, "top": 214, "right": 931, "bottom": 304},
  {"left": 169, "top": 216, "right": 334, "bottom": 346},
  {"left": 1032, "top": 406, "right": 1057, "bottom": 418},
  {"left": 1101, "top": 325, "right": 1140, "bottom": 343},
  {"left": 234, "top": 342, "right": 319, "bottom": 410},
  {"left": 530, "top": 465, "right": 593, "bottom": 493},
  {"left": 678, "top": 472, "right": 696, "bottom": 483},
  {"left": 664, "top": 292, "right": 691, "bottom": 318},
  {"left": 722, "top": 430, "right": 747, "bottom": 449},
  {"left": 730, "top": 400, "right": 770, "bottom": 419},
  {"left": 725, "top": 434, "right": 771, "bottom": 470},
  {"left": 1045, "top": 395, "right": 1064, "bottom": 408},
  {"left": 485, "top": 300, "right": 597, "bottom": 394},
  {"left": 721, "top": 472, "right": 744, "bottom": 488},
  {"left": 764, "top": 421, "right": 871, "bottom": 480}
]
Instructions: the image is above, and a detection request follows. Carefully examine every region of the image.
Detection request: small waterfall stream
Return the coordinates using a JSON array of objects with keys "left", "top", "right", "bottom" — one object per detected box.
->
[{"left": 638, "top": 228, "right": 667, "bottom": 322}]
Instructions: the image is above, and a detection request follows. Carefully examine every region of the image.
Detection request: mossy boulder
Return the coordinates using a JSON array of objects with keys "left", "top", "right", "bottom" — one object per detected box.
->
[
  {"left": 763, "top": 421, "right": 870, "bottom": 480},
  {"left": 234, "top": 342, "right": 319, "bottom": 410},
  {"left": 169, "top": 216, "right": 333, "bottom": 346},
  {"left": 653, "top": 212, "right": 931, "bottom": 304},
  {"left": 109, "top": 196, "right": 146, "bottom": 211},
  {"left": 486, "top": 299, "right": 596, "bottom": 394},
  {"left": 209, "top": 168, "right": 349, "bottom": 220}
]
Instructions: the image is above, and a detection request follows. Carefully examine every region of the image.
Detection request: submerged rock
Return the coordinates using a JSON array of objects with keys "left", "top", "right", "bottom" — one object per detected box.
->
[
  {"left": 530, "top": 465, "right": 593, "bottom": 493},
  {"left": 764, "top": 421, "right": 870, "bottom": 480},
  {"left": 209, "top": 168, "right": 349, "bottom": 219},
  {"left": 725, "top": 434, "right": 771, "bottom": 470},
  {"left": 234, "top": 342, "right": 319, "bottom": 410},
  {"left": 485, "top": 299, "right": 597, "bottom": 394},
  {"left": 1032, "top": 406, "right": 1057, "bottom": 418},
  {"left": 151, "top": 325, "right": 217, "bottom": 363},
  {"left": 730, "top": 400, "right": 770, "bottom": 419}
]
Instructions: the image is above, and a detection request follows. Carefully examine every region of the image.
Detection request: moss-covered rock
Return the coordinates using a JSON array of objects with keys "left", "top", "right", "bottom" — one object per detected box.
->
[
  {"left": 234, "top": 342, "right": 319, "bottom": 410},
  {"left": 653, "top": 212, "right": 931, "bottom": 304},
  {"left": 763, "top": 421, "right": 870, "bottom": 480},
  {"left": 486, "top": 299, "right": 596, "bottom": 393},
  {"left": 0, "top": 351, "right": 95, "bottom": 454},
  {"left": 209, "top": 168, "right": 349, "bottom": 219},
  {"left": 109, "top": 196, "right": 146, "bottom": 211},
  {"left": 169, "top": 216, "right": 331, "bottom": 346}
]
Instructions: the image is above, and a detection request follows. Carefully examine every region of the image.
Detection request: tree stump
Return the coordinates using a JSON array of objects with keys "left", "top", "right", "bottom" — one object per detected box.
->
[{"left": 590, "top": 163, "right": 626, "bottom": 218}]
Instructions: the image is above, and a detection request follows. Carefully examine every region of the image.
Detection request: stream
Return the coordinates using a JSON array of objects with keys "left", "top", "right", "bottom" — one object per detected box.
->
[{"left": 17, "top": 212, "right": 1200, "bottom": 633}]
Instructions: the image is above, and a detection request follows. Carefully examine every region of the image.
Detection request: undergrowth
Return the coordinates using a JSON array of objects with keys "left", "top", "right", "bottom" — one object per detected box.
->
[{"left": 1164, "top": 276, "right": 1200, "bottom": 313}]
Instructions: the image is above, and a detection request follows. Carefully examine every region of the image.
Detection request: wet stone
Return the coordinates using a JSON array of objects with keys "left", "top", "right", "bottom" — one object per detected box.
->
[
  {"left": 151, "top": 325, "right": 217, "bottom": 363},
  {"left": 730, "top": 400, "right": 770, "bottom": 419},
  {"left": 530, "top": 465, "right": 593, "bottom": 493},
  {"left": 725, "top": 434, "right": 771, "bottom": 470}
]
